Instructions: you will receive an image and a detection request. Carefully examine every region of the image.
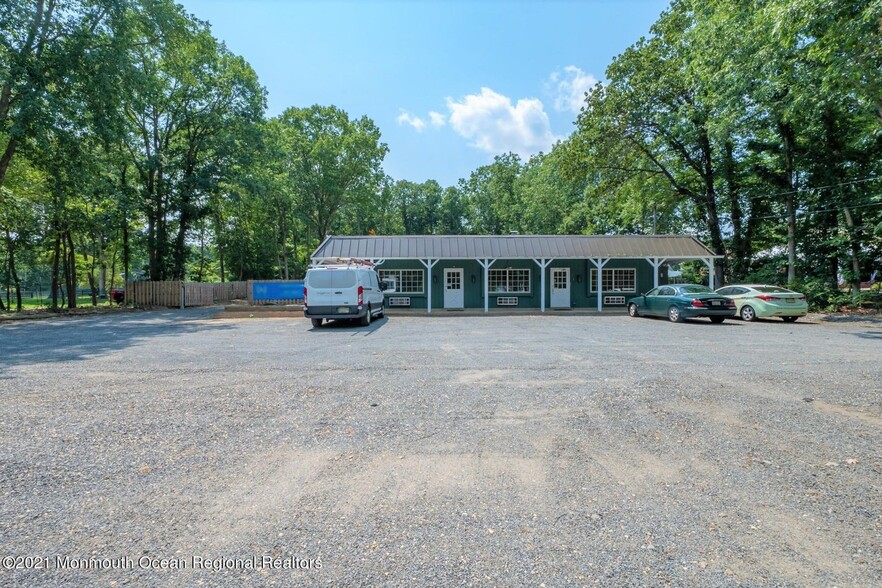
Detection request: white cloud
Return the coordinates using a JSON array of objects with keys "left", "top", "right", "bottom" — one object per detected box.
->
[
  {"left": 548, "top": 65, "right": 598, "bottom": 114},
  {"left": 428, "top": 111, "right": 446, "bottom": 127},
  {"left": 397, "top": 110, "right": 426, "bottom": 132},
  {"left": 445, "top": 87, "right": 559, "bottom": 157}
]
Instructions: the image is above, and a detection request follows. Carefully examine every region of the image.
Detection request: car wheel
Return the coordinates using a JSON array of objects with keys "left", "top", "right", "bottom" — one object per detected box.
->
[
  {"left": 782, "top": 316, "right": 798, "bottom": 323},
  {"left": 709, "top": 316, "right": 725, "bottom": 324},
  {"left": 360, "top": 305, "right": 371, "bottom": 326},
  {"left": 668, "top": 305, "right": 683, "bottom": 323},
  {"left": 377, "top": 304, "right": 385, "bottom": 319},
  {"left": 628, "top": 303, "right": 639, "bottom": 317},
  {"left": 740, "top": 305, "right": 757, "bottom": 322},
  {"left": 311, "top": 318, "right": 322, "bottom": 328}
]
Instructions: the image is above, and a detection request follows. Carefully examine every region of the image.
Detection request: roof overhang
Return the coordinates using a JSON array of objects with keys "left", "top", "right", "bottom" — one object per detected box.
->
[{"left": 311, "top": 235, "right": 722, "bottom": 262}]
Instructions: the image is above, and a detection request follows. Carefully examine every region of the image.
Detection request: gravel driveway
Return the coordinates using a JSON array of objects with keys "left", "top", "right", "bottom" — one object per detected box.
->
[{"left": 1, "top": 310, "right": 880, "bottom": 586}]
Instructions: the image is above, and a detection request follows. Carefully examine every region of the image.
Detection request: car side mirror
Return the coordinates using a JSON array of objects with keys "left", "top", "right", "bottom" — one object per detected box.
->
[{"left": 380, "top": 280, "right": 393, "bottom": 291}]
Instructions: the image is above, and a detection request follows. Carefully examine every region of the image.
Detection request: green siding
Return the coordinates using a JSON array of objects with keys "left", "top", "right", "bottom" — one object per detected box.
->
[{"left": 378, "top": 257, "right": 659, "bottom": 310}]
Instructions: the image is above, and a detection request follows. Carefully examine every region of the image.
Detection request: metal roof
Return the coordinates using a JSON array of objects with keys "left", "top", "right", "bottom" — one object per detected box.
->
[{"left": 312, "top": 235, "right": 719, "bottom": 260}]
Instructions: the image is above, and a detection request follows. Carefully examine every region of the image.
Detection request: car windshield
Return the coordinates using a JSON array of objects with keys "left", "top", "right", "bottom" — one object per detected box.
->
[
  {"left": 679, "top": 285, "right": 713, "bottom": 294},
  {"left": 306, "top": 270, "right": 357, "bottom": 288},
  {"left": 755, "top": 286, "right": 792, "bottom": 294}
]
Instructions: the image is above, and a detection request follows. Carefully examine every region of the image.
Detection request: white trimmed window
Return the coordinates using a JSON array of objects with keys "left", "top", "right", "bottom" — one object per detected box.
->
[
  {"left": 590, "top": 268, "right": 636, "bottom": 292},
  {"left": 488, "top": 268, "right": 531, "bottom": 293},
  {"left": 378, "top": 269, "right": 424, "bottom": 294}
]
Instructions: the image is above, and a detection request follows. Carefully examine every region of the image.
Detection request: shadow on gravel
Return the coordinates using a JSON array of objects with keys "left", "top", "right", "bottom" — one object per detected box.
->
[
  {"left": 309, "top": 316, "right": 389, "bottom": 335},
  {"left": 850, "top": 330, "right": 882, "bottom": 340},
  {"left": 820, "top": 314, "right": 882, "bottom": 324},
  {"left": 637, "top": 316, "right": 742, "bottom": 326},
  {"left": 0, "top": 308, "right": 234, "bottom": 367}
]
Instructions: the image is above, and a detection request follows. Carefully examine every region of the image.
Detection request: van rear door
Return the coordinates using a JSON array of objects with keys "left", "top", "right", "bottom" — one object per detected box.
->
[{"left": 306, "top": 269, "right": 358, "bottom": 306}]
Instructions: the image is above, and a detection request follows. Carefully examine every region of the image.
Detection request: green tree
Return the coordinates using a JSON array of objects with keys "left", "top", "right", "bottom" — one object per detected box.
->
[
  {"left": 389, "top": 179, "right": 443, "bottom": 234},
  {"left": 123, "top": 1, "right": 264, "bottom": 280},
  {"left": 515, "top": 148, "right": 588, "bottom": 235},
  {"left": 460, "top": 153, "right": 523, "bottom": 235},
  {"left": 0, "top": 0, "right": 128, "bottom": 189},
  {"left": 273, "top": 105, "right": 388, "bottom": 247},
  {"left": 437, "top": 185, "right": 468, "bottom": 235}
]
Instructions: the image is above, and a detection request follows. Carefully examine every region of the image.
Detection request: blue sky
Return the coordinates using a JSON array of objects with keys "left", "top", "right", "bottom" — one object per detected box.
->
[{"left": 178, "top": 0, "right": 670, "bottom": 187}]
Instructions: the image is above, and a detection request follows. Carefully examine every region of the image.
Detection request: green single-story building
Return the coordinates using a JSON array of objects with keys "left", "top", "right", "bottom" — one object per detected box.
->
[{"left": 311, "top": 234, "right": 721, "bottom": 313}]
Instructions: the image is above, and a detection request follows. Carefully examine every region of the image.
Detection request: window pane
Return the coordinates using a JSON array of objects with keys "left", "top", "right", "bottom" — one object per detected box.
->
[
  {"left": 680, "top": 285, "right": 713, "bottom": 293},
  {"left": 489, "top": 269, "right": 529, "bottom": 293},
  {"left": 591, "top": 268, "right": 635, "bottom": 292},
  {"left": 307, "top": 270, "right": 356, "bottom": 288},
  {"left": 378, "top": 269, "right": 423, "bottom": 293},
  {"left": 489, "top": 270, "right": 506, "bottom": 292}
]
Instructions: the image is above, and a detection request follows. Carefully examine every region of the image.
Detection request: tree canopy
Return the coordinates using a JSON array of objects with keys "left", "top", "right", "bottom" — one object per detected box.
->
[{"left": 1, "top": 0, "right": 879, "bottom": 311}]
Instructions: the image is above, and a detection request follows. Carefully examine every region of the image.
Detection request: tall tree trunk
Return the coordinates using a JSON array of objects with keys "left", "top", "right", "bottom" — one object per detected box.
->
[
  {"left": 723, "top": 139, "right": 748, "bottom": 281},
  {"left": 66, "top": 231, "right": 77, "bottom": 309},
  {"left": 173, "top": 151, "right": 200, "bottom": 280},
  {"left": 214, "top": 209, "right": 225, "bottom": 283},
  {"left": 51, "top": 231, "right": 61, "bottom": 310},
  {"left": 172, "top": 206, "right": 189, "bottom": 281},
  {"left": 98, "top": 231, "right": 106, "bottom": 297},
  {"left": 292, "top": 227, "right": 299, "bottom": 277},
  {"left": 83, "top": 245, "right": 97, "bottom": 306},
  {"left": 109, "top": 246, "right": 117, "bottom": 291},
  {"left": 283, "top": 223, "right": 290, "bottom": 280},
  {"left": 197, "top": 216, "right": 206, "bottom": 282},
  {"left": 2, "top": 241, "right": 10, "bottom": 309},
  {"left": 779, "top": 122, "right": 797, "bottom": 284},
  {"left": 841, "top": 205, "right": 863, "bottom": 297},
  {"left": 0, "top": 137, "right": 18, "bottom": 192},
  {"left": 819, "top": 217, "right": 839, "bottom": 289},
  {"left": 119, "top": 163, "right": 130, "bottom": 288},
  {"left": 6, "top": 230, "right": 22, "bottom": 311},
  {"left": 172, "top": 189, "right": 191, "bottom": 280},
  {"left": 122, "top": 213, "right": 130, "bottom": 284},
  {"left": 697, "top": 127, "right": 725, "bottom": 286},
  {"left": 146, "top": 186, "right": 157, "bottom": 280},
  {"left": 61, "top": 234, "right": 69, "bottom": 308}
]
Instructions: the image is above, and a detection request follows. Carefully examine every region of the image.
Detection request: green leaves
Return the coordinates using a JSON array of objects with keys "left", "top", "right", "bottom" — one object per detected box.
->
[
  {"left": 271, "top": 104, "right": 387, "bottom": 242},
  {"left": 561, "top": 0, "right": 882, "bottom": 287}
]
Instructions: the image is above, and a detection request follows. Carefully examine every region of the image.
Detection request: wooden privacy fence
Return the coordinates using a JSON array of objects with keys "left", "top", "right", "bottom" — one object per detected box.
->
[{"left": 126, "top": 281, "right": 247, "bottom": 307}]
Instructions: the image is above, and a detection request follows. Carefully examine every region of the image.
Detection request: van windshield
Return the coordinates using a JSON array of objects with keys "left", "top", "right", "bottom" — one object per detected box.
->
[{"left": 307, "top": 270, "right": 357, "bottom": 289}]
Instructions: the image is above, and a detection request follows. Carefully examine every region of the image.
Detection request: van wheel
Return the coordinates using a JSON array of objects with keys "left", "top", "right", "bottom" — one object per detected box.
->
[
  {"left": 360, "top": 305, "right": 371, "bottom": 326},
  {"left": 377, "top": 304, "right": 385, "bottom": 319},
  {"left": 311, "top": 318, "right": 322, "bottom": 328}
]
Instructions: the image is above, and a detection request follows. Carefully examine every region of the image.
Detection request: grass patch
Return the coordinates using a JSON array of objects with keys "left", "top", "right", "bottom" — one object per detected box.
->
[{"left": 3, "top": 296, "right": 114, "bottom": 311}]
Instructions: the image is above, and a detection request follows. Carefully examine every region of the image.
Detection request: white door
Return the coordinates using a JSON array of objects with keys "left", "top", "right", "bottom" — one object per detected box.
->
[
  {"left": 444, "top": 268, "right": 464, "bottom": 309},
  {"left": 551, "top": 267, "right": 571, "bottom": 308}
]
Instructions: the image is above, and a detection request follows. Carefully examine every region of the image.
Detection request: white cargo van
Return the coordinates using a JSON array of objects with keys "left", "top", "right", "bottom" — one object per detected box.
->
[{"left": 303, "top": 260, "right": 386, "bottom": 328}]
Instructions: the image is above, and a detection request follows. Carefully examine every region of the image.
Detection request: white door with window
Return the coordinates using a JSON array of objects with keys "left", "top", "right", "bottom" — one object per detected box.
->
[
  {"left": 444, "top": 268, "right": 464, "bottom": 309},
  {"left": 550, "top": 267, "right": 571, "bottom": 308}
]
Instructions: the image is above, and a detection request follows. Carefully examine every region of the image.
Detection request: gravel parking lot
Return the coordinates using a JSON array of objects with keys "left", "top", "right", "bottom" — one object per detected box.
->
[{"left": 1, "top": 310, "right": 880, "bottom": 586}]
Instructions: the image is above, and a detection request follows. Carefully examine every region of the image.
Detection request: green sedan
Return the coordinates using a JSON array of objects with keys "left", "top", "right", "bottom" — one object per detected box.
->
[
  {"left": 627, "top": 284, "right": 736, "bottom": 323},
  {"left": 714, "top": 284, "right": 808, "bottom": 322}
]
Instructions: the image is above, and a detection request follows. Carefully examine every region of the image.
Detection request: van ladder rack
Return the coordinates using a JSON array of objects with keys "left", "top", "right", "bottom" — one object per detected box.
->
[{"left": 311, "top": 257, "right": 375, "bottom": 268}]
